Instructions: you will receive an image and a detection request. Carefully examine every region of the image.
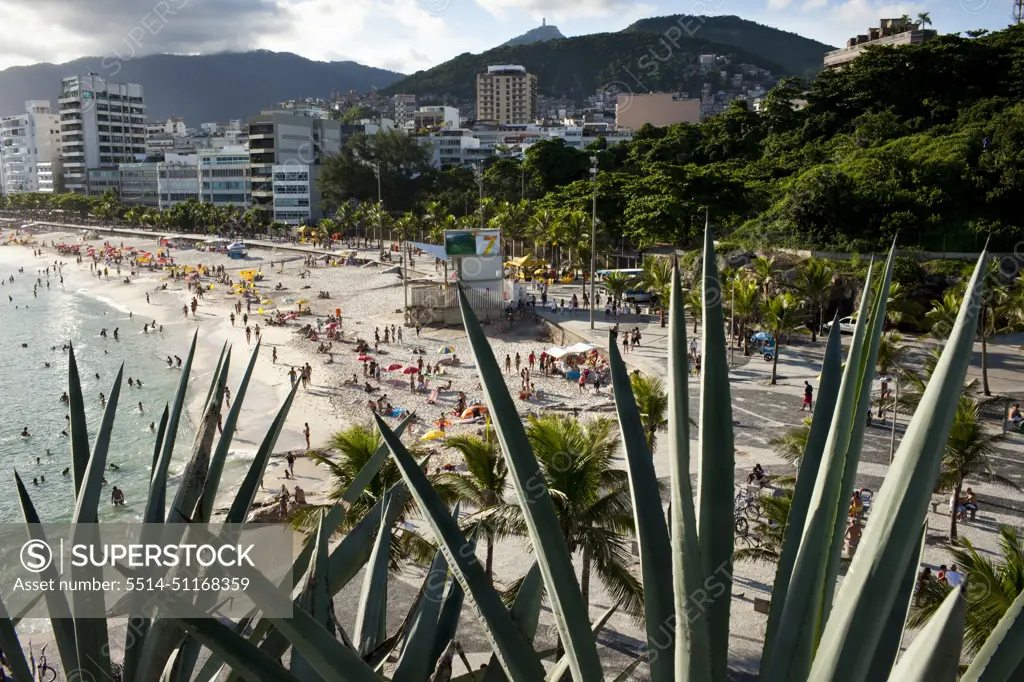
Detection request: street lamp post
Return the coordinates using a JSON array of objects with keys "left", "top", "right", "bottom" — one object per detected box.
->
[
  {"left": 589, "top": 155, "right": 598, "bottom": 330},
  {"left": 373, "top": 162, "right": 382, "bottom": 249},
  {"left": 475, "top": 162, "right": 485, "bottom": 230}
]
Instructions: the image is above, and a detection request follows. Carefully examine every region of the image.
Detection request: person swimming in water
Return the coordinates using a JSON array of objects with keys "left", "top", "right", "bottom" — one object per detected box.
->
[
  {"left": 20, "top": 427, "right": 30, "bottom": 438},
  {"left": 111, "top": 486, "right": 125, "bottom": 506},
  {"left": 60, "top": 391, "right": 69, "bottom": 404},
  {"left": 62, "top": 467, "right": 70, "bottom": 476},
  {"left": 137, "top": 402, "right": 143, "bottom": 414}
]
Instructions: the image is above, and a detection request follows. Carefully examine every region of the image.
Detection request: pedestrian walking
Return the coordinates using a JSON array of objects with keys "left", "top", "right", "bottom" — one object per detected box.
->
[
  {"left": 287, "top": 452, "right": 296, "bottom": 475},
  {"left": 802, "top": 381, "right": 814, "bottom": 412},
  {"left": 303, "top": 423, "right": 311, "bottom": 450}
]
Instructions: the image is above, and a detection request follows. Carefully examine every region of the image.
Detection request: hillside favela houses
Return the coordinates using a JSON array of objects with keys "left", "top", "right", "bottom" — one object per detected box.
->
[
  {"left": 615, "top": 92, "right": 702, "bottom": 129},
  {"left": 823, "top": 17, "right": 937, "bottom": 70}
]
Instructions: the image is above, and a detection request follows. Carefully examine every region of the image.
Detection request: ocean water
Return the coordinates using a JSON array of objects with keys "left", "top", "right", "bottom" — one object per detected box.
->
[{"left": 0, "top": 245, "right": 195, "bottom": 523}]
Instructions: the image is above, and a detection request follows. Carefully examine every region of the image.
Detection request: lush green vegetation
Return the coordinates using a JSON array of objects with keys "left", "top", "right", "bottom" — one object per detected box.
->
[{"left": 364, "top": 25, "right": 1024, "bottom": 254}]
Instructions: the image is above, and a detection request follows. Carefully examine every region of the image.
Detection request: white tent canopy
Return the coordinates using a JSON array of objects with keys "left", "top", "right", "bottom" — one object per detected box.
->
[
  {"left": 563, "top": 342, "right": 596, "bottom": 354},
  {"left": 544, "top": 347, "right": 569, "bottom": 359}
]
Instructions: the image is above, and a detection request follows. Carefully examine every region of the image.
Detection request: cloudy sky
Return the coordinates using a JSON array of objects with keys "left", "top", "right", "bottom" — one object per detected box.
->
[{"left": 0, "top": 0, "right": 1013, "bottom": 74}]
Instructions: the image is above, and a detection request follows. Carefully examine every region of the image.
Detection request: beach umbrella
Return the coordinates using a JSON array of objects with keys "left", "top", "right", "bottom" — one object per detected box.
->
[
  {"left": 750, "top": 331, "right": 773, "bottom": 342},
  {"left": 261, "top": 299, "right": 274, "bottom": 305},
  {"left": 438, "top": 346, "right": 455, "bottom": 355},
  {"left": 325, "top": 322, "right": 338, "bottom": 329},
  {"left": 284, "top": 313, "right": 299, "bottom": 320},
  {"left": 420, "top": 429, "right": 446, "bottom": 441},
  {"left": 386, "top": 363, "right": 404, "bottom": 371},
  {"left": 357, "top": 355, "right": 372, "bottom": 362},
  {"left": 402, "top": 366, "right": 419, "bottom": 375},
  {"left": 296, "top": 299, "right": 309, "bottom": 305},
  {"left": 282, "top": 297, "right": 296, "bottom": 304}
]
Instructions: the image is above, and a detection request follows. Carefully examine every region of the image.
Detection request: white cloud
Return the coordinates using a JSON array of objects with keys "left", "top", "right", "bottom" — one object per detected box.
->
[
  {"left": 474, "top": 0, "right": 638, "bottom": 23},
  {"left": 802, "top": 0, "right": 828, "bottom": 9},
  {"left": 766, "top": 0, "right": 794, "bottom": 8}
]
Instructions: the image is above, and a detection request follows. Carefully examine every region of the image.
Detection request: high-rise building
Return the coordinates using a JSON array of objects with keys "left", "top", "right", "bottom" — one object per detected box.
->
[
  {"left": 392, "top": 94, "right": 417, "bottom": 128},
  {"left": 0, "top": 101, "right": 61, "bottom": 194},
  {"left": 59, "top": 75, "right": 146, "bottom": 194},
  {"left": 476, "top": 65, "right": 538, "bottom": 125},
  {"left": 247, "top": 109, "right": 344, "bottom": 222},
  {"left": 199, "top": 147, "right": 251, "bottom": 207}
]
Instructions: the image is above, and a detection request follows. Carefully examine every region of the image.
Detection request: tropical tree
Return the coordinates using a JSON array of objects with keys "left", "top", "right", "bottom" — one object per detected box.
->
[
  {"left": 876, "top": 331, "right": 907, "bottom": 376},
  {"left": 885, "top": 282, "right": 924, "bottom": 329},
  {"left": 493, "top": 415, "right": 643, "bottom": 614},
  {"left": 733, "top": 488, "right": 793, "bottom": 566},
  {"left": 750, "top": 255, "right": 778, "bottom": 298},
  {"left": 761, "top": 292, "right": 805, "bottom": 385},
  {"left": 916, "top": 12, "right": 932, "bottom": 28},
  {"left": 639, "top": 256, "right": 673, "bottom": 326},
  {"left": 601, "top": 271, "right": 632, "bottom": 309},
  {"left": 796, "top": 258, "right": 835, "bottom": 342},
  {"left": 559, "top": 210, "right": 589, "bottom": 279},
  {"left": 731, "top": 278, "right": 761, "bottom": 355},
  {"left": 629, "top": 374, "right": 668, "bottom": 451},
  {"left": 437, "top": 432, "right": 507, "bottom": 581},
  {"left": 528, "top": 209, "right": 560, "bottom": 263},
  {"left": 936, "top": 397, "right": 1017, "bottom": 540},
  {"left": 925, "top": 290, "right": 963, "bottom": 340},
  {"left": 767, "top": 418, "right": 812, "bottom": 464},
  {"left": 685, "top": 286, "right": 702, "bottom": 335},
  {"left": 910, "top": 526, "right": 1024, "bottom": 659}
]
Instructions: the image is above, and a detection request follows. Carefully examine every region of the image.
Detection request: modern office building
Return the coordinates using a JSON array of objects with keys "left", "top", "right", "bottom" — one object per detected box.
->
[
  {"left": 476, "top": 65, "right": 538, "bottom": 125},
  {"left": 615, "top": 93, "right": 701, "bottom": 129},
  {"left": 823, "top": 18, "right": 936, "bottom": 70},
  {"left": 271, "top": 164, "right": 322, "bottom": 225},
  {"left": 59, "top": 75, "right": 146, "bottom": 194},
  {"left": 0, "top": 100, "right": 61, "bottom": 194},
  {"left": 157, "top": 153, "right": 200, "bottom": 207},
  {"left": 199, "top": 147, "right": 250, "bottom": 207},
  {"left": 118, "top": 159, "right": 161, "bottom": 208},
  {"left": 247, "top": 109, "right": 344, "bottom": 221}
]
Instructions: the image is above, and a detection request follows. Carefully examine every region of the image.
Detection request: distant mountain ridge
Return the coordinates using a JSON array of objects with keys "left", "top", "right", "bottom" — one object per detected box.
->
[
  {"left": 503, "top": 24, "right": 565, "bottom": 46},
  {"left": 383, "top": 14, "right": 833, "bottom": 100},
  {"left": 0, "top": 51, "right": 405, "bottom": 123}
]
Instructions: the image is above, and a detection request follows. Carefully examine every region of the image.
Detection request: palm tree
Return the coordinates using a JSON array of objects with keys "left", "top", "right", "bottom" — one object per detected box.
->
[
  {"left": 750, "top": 255, "right": 778, "bottom": 298},
  {"left": 630, "top": 374, "right": 668, "bottom": 451},
  {"left": 909, "top": 526, "right": 1023, "bottom": 660},
  {"left": 640, "top": 256, "right": 673, "bottom": 326},
  {"left": 796, "top": 259, "right": 835, "bottom": 342},
  {"left": 528, "top": 210, "right": 560, "bottom": 263},
  {"left": 493, "top": 415, "right": 643, "bottom": 614},
  {"left": 876, "top": 331, "right": 906, "bottom": 376},
  {"left": 767, "top": 418, "right": 811, "bottom": 464},
  {"left": 761, "top": 292, "right": 805, "bottom": 385},
  {"left": 602, "top": 271, "right": 633, "bottom": 309},
  {"left": 885, "top": 282, "right": 924, "bottom": 329},
  {"left": 926, "top": 290, "right": 963, "bottom": 340},
  {"left": 437, "top": 432, "right": 507, "bottom": 581},
  {"left": 685, "top": 286, "right": 702, "bottom": 335},
  {"left": 560, "top": 210, "right": 589, "bottom": 281},
  {"left": 916, "top": 12, "right": 932, "bottom": 28},
  {"left": 733, "top": 488, "right": 793, "bottom": 566},
  {"left": 936, "top": 397, "right": 1018, "bottom": 541},
  {"left": 731, "top": 279, "right": 760, "bottom": 355}
]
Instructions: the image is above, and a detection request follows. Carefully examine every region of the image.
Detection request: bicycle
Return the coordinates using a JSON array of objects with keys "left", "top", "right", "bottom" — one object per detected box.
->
[{"left": 734, "top": 489, "right": 763, "bottom": 520}]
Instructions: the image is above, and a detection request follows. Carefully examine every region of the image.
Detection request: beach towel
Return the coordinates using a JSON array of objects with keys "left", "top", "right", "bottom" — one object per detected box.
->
[{"left": 425, "top": 389, "right": 439, "bottom": 404}]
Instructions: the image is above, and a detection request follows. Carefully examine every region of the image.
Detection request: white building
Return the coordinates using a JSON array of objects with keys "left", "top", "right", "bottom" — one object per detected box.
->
[
  {"left": 409, "top": 106, "right": 460, "bottom": 131},
  {"left": 416, "top": 123, "right": 632, "bottom": 167},
  {"left": 271, "top": 164, "right": 322, "bottom": 226},
  {"left": 37, "top": 161, "right": 63, "bottom": 193},
  {"left": 0, "top": 100, "right": 61, "bottom": 194},
  {"left": 199, "top": 147, "right": 250, "bottom": 207},
  {"left": 59, "top": 75, "right": 147, "bottom": 194},
  {"left": 146, "top": 116, "right": 186, "bottom": 137},
  {"left": 157, "top": 153, "right": 199, "bottom": 207}
]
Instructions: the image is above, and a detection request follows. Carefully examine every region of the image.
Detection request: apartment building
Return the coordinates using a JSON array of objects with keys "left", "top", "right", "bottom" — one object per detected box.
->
[
  {"left": 615, "top": 93, "right": 701, "bottom": 129},
  {"left": 411, "top": 106, "right": 460, "bottom": 131},
  {"left": 823, "top": 18, "right": 936, "bottom": 70},
  {"left": 119, "top": 159, "right": 161, "bottom": 208},
  {"left": 37, "top": 161, "right": 63, "bottom": 193},
  {"left": 0, "top": 100, "right": 61, "bottom": 194},
  {"left": 247, "top": 109, "right": 344, "bottom": 221},
  {"left": 146, "top": 116, "right": 187, "bottom": 137},
  {"left": 476, "top": 65, "right": 538, "bottom": 125},
  {"left": 271, "top": 164, "right": 322, "bottom": 225},
  {"left": 59, "top": 75, "right": 146, "bottom": 194},
  {"left": 199, "top": 147, "right": 250, "bottom": 207},
  {"left": 392, "top": 94, "right": 417, "bottom": 128}
]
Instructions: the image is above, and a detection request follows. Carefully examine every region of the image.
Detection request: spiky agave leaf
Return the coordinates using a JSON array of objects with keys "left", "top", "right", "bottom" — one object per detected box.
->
[
  {"left": 392, "top": 545, "right": 450, "bottom": 681},
  {"left": 480, "top": 562, "right": 542, "bottom": 682},
  {"left": 457, "top": 286, "right": 603, "bottom": 681},
  {"left": 763, "top": 261, "right": 878, "bottom": 682},
  {"left": 696, "top": 226, "right": 735, "bottom": 680},
  {"left": 544, "top": 601, "right": 622, "bottom": 681},
  {"left": 760, "top": 317, "right": 844, "bottom": 677},
  {"left": 353, "top": 493, "right": 394, "bottom": 657},
  {"left": 290, "top": 511, "right": 337, "bottom": 678},
  {"left": 607, "top": 322, "right": 674, "bottom": 681},
  {"left": 810, "top": 250, "right": 986, "bottom": 682},
  {"left": 665, "top": 258, "right": 712, "bottom": 682},
  {"left": 0, "top": 594, "right": 34, "bottom": 682},
  {"left": 961, "top": 588, "right": 1024, "bottom": 682},
  {"left": 376, "top": 413, "right": 547, "bottom": 680},
  {"left": 885, "top": 582, "right": 967, "bottom": 682}
]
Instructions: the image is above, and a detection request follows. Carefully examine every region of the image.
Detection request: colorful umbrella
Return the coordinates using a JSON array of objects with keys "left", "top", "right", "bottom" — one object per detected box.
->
[
  {"left": 325, "top": 322, "right": 338, "bottom": 329},
  {"left": 386, "top": 363, "right": 404, "bottom": 371},
  {"left": 402, "top": 366, "right": 419, "bottom": 375},
  {"left": 357, "top": 355, "right": 372, "bottom": 362},
  {"left": 282, "top": 297, "right": 296, "bottom": 304},
  {"left": 420, "top": 429, "right": 446, "bottom": 441},
  {"left": 284, "top": 313, "right": 299, "bottom": 320},
  {"left": 296, "top": 299, "right": 309, "bottom": 305},
  {"left": 438, "top": 346, "right": 455, "bottom": 355}
]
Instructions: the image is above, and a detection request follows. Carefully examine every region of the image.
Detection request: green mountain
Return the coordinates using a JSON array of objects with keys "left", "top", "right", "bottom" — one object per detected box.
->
[
  {"left": 383, "top": 15, "right": 833, "bottom": 101},
  {"left": 382, "top": 27, "right": 789, "bottom": 101},
  {"left": 503, "top": 24, "right": 565, "bottom": 46},
  {"left": 623, "top": 15, "right": 835, "bottom": 79}
]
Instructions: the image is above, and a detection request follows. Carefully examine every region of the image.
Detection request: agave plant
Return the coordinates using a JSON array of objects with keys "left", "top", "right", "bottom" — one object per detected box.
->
[{"left": 4, "top": 235, "right": 1023, "bottom": 682}]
